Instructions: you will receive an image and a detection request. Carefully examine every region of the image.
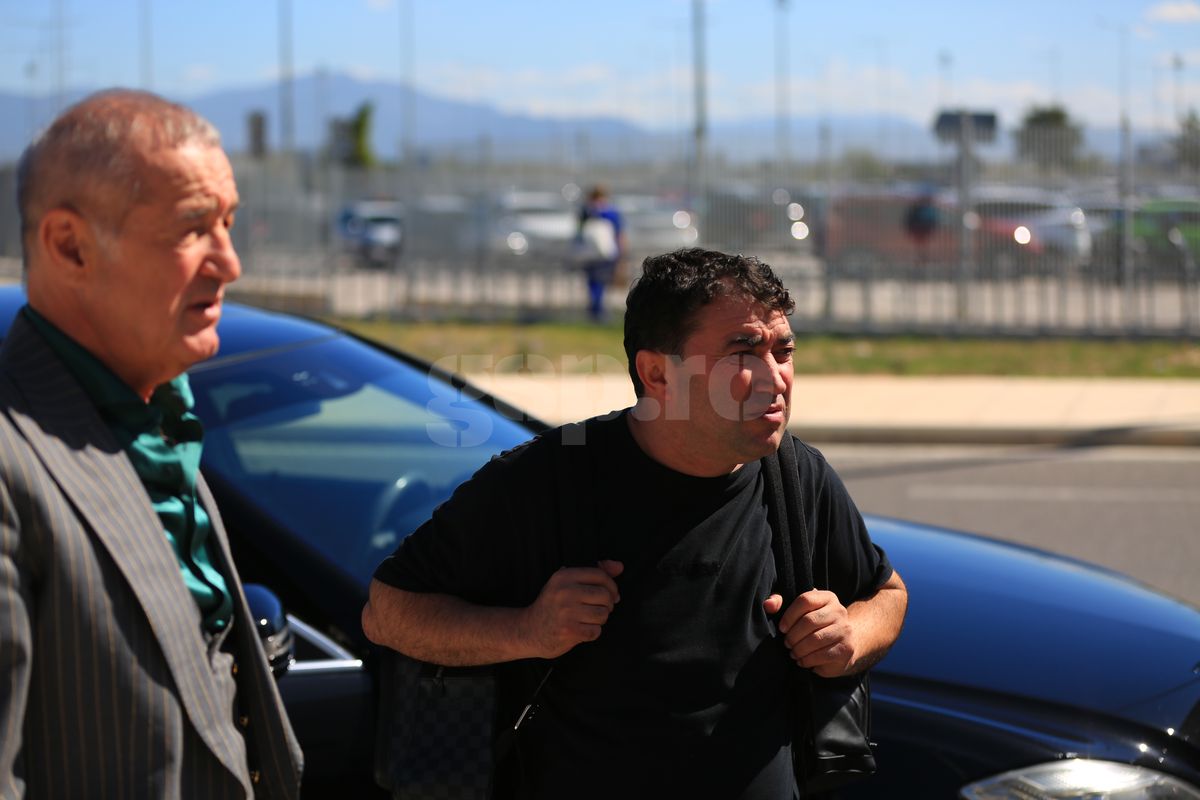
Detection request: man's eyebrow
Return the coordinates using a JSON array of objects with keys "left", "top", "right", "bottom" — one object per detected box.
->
[
  {"left": 728, "top": 332, "right": 795, "bottom": 347},
  {"left": 180, "top": 197, "right": 239, "bottom": 221}
]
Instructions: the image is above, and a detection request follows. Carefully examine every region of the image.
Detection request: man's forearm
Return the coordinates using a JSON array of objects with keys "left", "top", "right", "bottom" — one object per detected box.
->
[
  {"left": 846, "top": 570, "right": 908, "bottom": 673},
  {"left": 361, "top": 579, "right": 535, "bottom": 666}
]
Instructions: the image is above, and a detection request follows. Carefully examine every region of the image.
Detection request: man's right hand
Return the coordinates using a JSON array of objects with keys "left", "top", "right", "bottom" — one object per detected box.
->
[{"left": 521, "top": 560, "right": 623, "bottom": 658}]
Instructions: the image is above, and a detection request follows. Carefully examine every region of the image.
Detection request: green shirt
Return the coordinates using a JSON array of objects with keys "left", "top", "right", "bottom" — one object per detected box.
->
[{"left": 22, "top": 306, "right": 233, "bottom": 633}]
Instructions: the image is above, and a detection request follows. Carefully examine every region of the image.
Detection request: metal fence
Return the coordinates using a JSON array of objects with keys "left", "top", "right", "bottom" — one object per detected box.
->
[{"left": 2, "top": 124, "right": 1197, "bottom": 337}]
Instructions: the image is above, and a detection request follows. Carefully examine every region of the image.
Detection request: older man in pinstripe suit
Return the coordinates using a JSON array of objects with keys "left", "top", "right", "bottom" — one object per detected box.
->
[{"left": 0, "top": 90, "right": 302, "bottom": 797}]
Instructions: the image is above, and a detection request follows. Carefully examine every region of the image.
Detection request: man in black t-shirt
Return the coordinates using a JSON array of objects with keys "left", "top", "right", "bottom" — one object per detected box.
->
[{"left": 363, "top": 248, "right": 908, "bottom": 799}]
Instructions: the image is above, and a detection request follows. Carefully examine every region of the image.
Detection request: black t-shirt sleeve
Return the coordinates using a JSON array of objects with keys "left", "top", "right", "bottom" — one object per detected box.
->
[
  {"left": 371, "top": 435, "right": 561, "bottom": 608},
  {"left": 795, "top": 438, "right": 893, "bottom": 605}
]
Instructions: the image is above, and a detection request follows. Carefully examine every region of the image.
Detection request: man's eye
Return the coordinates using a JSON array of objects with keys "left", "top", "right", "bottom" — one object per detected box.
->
[{"left": 777, "top": 348, "right": 795, "bottom": 361}]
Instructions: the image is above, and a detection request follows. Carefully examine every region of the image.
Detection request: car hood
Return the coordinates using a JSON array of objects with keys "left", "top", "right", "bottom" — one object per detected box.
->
[{"left": 867, "top": 515, "right": 1200, "bottom": 736}]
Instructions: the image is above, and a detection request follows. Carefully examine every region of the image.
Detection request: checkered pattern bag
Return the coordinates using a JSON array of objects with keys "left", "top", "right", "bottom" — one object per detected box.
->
[{"left": 386, "top": 658, "right": 498, "bottom": 800}]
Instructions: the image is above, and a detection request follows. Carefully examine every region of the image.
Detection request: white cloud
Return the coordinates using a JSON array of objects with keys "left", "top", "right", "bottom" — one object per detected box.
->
[
  {"left": 183, "top": 64, "right": 216, "bottom": 84},
  {"left": 346, "top": 64, "right": 380, "bottom": 82},
  {"left": 1147, "top": 1, "right": 1200, "bottom": 23},
  {"left": 419, "top": 54, "right": 1181, "bottom": 135}
]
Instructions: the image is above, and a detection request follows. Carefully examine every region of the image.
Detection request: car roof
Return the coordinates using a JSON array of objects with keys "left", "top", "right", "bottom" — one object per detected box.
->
[{"left": 0, "top": 284, "right": 338, "bottom": 360}]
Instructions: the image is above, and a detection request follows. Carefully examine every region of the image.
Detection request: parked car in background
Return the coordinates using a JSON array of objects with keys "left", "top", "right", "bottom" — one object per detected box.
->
[
  {"left": 702, "top": 184, "right": 798, "bottom": 253},
  {"left": 469, "top": 189, "right": 579, "bottom": 268},
  {"left": 816, "top": 186, "right": 1092, "bottom": 279},
  {"left": 2, "top": 286, "right": 1195, "bottom": 798},
  {"left": 336, "top": 200, "right": 405, "bottom": 269},
  {"left": 615, "top": 192, "right": 699, "bottom": 259},
  {"left": 1084, "top": 196, "right": 1200, "bottom": 282},
  {"left": 970, "top": 186, "right": 1092, "bottom": 276}
]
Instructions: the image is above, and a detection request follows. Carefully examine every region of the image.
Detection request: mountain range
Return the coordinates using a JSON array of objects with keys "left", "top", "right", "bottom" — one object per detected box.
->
[{"left": 0, "top": 72, "right": 1170, "bottom": 166}]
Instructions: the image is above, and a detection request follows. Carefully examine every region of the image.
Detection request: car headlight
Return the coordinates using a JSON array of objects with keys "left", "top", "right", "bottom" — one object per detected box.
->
[
  {"left": 506, "top": 231, "right": 529, "bottom": 255},
  {"left": 1013, "top": 225, "right": 1032, "bottom": 245},
  {"left": 960, "top": 759, "right": 1200, "bottom": 799}
]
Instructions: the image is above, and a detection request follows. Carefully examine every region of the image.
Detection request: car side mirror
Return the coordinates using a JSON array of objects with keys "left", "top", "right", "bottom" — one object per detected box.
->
[{"left": 243, "top": 583, "right": 295, "bottom": 678}]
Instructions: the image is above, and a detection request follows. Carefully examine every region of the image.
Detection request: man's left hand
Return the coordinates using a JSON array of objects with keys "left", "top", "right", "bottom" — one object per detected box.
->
[{"left": 763, "top": 590, "right": 859, "bottom": 678}]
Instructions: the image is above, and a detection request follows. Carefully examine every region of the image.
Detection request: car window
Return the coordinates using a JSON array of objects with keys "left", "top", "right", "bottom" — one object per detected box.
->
[
  {"left": 975, "top": 201, "right": 1055, "bottom": 218},
  {"left": 190, "top": 336, "right": 535, "bottom": 584}
]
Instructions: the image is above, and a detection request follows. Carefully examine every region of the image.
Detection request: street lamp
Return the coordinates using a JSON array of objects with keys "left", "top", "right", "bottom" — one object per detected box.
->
[
  {"left": 775, "top": 0, "right": 790, "bottom": 176},
  {"left": 1098, "top": 16, "right": 1136, "bottom": 309}
]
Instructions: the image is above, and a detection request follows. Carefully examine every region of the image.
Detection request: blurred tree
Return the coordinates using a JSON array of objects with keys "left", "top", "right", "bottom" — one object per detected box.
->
[
  {"left": 1175, "top": 109, "right": 1200, "bottom": 173},
  {"left": 840, "top": 148, "right": 890, "bottom": 180},
  {"left": 1015, "top": 105, "right": 1083, "bottom": 170},
  {"left": 347, "top": 102, "right": 376, "bottom": 168}
]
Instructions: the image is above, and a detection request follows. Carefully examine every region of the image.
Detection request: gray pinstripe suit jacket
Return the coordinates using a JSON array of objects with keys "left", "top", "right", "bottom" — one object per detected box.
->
[{"left": 0, "top": 314, "right": 303, "bottom": 799}]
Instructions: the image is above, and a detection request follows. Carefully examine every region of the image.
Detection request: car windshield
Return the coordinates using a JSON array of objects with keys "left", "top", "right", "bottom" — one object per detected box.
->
[{"left": 189, "top": 335, "right": 535, "bottom": 586}]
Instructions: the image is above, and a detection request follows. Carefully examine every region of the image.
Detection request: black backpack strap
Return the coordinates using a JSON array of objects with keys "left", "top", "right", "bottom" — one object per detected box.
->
[
  {"left": 761, "top": 443, "right": 797, "bottom": 606},
  {"left": 776, "top": 434, "right": 815, "bottom": 592},
  {"left": 494, "top": 419, "right": 600, "bottom": 768},
  {"left": 762, "top": 434, "right": 823, "bottom": 794},
  {"left": 762, "top": 434, "right": 813, "bottom": 607}
]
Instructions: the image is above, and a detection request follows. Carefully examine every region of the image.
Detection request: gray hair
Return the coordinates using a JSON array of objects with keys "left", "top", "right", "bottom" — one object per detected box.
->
[{"left": 17, "top": 89, "right": 222, "bottom": 263}]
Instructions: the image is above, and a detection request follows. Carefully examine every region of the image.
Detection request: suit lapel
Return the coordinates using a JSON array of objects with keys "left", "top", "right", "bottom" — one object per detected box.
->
[
  {"left": 0, "top": 316, "right": 253, "bottom": 785},
  {"left": 199, "top": 476, "right": 304, "bottom": 790}
]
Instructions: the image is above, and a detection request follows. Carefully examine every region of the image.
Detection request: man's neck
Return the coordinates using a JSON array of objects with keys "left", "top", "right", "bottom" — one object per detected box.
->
[{"left": 625, "top": 403, "right": 742, "bottom": 478}]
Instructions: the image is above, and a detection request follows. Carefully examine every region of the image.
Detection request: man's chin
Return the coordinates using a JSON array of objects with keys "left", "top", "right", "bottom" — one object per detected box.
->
[{"left": 180, "top": 331, "right": 221, "bottom": 367}]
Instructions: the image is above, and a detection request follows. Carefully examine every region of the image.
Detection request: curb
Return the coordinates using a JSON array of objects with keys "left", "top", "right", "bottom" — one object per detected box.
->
[{"left": 791, "top": 424, "right": 1200, "bottom": 448}]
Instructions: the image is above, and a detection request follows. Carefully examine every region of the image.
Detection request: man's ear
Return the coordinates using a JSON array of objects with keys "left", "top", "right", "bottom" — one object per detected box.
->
[
  {"left": 634, "top": 349, "right": 668, "bottom": 399},
  {"left": 38, "top": 208, "right": 98, "bottom": 280}
]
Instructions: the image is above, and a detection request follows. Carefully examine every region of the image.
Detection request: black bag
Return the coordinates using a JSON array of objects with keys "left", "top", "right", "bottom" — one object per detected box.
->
[
  {"left": 385, "top": 659, "right": 498, "bottom": 799},
  {"left": 761, "top": 435, "right": 877, "bottom": 795}
]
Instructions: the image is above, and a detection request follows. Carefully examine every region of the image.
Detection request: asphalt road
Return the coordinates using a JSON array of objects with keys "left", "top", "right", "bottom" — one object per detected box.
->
[{"left": 821, "top": 443, "right": 1200, "bottom": 609}]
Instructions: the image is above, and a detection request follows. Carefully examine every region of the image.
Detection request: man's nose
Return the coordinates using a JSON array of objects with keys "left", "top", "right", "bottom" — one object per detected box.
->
[
  {"left": 753, "top": 353, "right": 789, "bottom": 395},
  {"left": 205, "top": 225, "right": 241, "bottom": 283}
]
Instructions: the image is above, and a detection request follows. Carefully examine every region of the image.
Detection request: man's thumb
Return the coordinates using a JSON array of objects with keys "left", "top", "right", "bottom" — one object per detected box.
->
[
  {"left": 598, "top": 559, "right": 625, "bottom": 578},
  {"left": 763, "top": 594, "right": 784, "bottom": 615}
]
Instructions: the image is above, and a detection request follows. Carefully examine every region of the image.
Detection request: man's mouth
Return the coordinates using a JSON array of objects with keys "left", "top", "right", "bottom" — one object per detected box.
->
[
  {"left": 744, "top": 400, "right": 787, "bottom": 422},
  {"left": 188, "top": 296, "right": 223, "bottom": 319}
]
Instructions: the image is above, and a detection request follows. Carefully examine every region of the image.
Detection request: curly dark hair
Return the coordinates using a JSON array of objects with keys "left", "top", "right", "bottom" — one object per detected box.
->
[{"left": 623, "top": 248, "right": 794, "bottom": 396}]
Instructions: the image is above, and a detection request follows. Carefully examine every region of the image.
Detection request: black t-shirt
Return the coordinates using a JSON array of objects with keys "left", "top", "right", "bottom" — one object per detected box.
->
[{"left": 373, "top": 411, "right": 892, "bottom": 799}]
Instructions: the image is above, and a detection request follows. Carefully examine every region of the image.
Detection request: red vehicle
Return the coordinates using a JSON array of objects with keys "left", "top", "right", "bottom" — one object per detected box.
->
[{"left": 817, "top": 188, "right": 1089, "bottom": 279}]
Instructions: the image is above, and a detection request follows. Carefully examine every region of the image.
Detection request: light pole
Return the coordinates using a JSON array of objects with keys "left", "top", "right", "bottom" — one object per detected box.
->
[
  {"left": 279, "top": 0, "right": 295, "bottom": 154},
  {"left": 775, "top": 0, "right": 790, "bottom": 178},
  {"left": 25, "top": 60, "right": 38, "bottom": 140},
  {"left": 938, "top": 50, "right": 953, "bottom": 109},
  {"left": 691, "top": 0, "right": 707, "bottom": 214},
  {"left": 400, "top": 0, "right": 416, "bottom": 165},
  {"left": 1173, "top": 53, "right": 1185, "bottom": 125},
  {"left": 1099, "top": 16, "right": 1136, "bottom": 310},
  {"left": 53, "top": 0, "right": 65, "bottom": 114},
  {"left": 140, "top": 0, "right": 152, "bottom": 90}
]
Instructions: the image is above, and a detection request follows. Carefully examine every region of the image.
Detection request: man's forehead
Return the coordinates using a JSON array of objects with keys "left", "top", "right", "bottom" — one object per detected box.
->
[
  {"left": 686, "top": 298, "right": 792, "bottom": 346},
  {"left": 137, "top": 145, "right": 237, "bottom": 210},
  {"left": 703, "top": 297, "right": 787, "bottom": 327}
]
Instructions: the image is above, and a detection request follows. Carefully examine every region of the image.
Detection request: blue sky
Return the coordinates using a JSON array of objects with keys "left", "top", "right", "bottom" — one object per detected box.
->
[{"left": 1, "top": 0, "right": 1197, "bottom": 133}]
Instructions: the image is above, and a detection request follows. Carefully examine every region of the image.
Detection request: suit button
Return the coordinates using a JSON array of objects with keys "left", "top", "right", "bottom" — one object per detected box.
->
[
  {"left": 239, "top": 715, "right": 250, "bottom": 729},
  {"left": 231, "top": 661, "right": 239, "bottom": 676},
  {"left": 250, "top": 770, "right": 261, "bottom": 785}
]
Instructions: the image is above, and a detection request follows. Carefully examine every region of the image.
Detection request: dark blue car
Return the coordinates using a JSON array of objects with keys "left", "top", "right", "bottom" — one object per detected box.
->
[{"left": 1, "top": 285, "right": 1197, "bottom": 799}]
